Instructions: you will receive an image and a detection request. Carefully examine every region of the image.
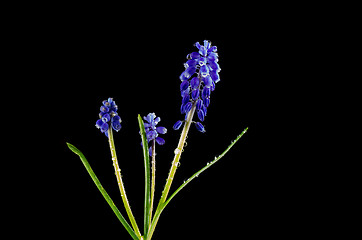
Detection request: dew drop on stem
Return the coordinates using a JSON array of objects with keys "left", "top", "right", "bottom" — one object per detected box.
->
[{"left": 174, "top": 148, "right": 181, "bottom": 155}]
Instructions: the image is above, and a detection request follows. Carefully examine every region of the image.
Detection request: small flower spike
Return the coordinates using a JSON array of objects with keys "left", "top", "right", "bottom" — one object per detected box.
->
[
  {"left": 175, "top": 40, "right": 221, "bottom": 132},
  {"left": 95, "top": 98, "right": 122, "bottom": 137},
  {"left": 143, "top": 113, "right": 167, "bottom": 156}
]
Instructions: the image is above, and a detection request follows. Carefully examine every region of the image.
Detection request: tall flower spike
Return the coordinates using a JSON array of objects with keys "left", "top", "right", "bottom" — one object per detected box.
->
[
  {"left": 142, "top": 113, "right": 167, "bottom": 156},
  {"left": 95, "top": 98, "right": 122, "bottom": 137},
  {"left": 175, "top": 40, "right": 221, "bottom": 132}
]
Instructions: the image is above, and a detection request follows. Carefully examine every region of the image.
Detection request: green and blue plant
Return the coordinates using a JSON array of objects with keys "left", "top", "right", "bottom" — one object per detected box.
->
[{"left": 67, "top": 40, "right": 248, "bottom": 239}]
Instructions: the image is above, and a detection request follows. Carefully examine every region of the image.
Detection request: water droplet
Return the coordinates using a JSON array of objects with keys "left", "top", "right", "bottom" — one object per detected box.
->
[
  {"left": 207, "top": 162, "right": 210, "bottom": 165},
  {"left": 174, "top": 148, "right": 181, "bottom": 155}
]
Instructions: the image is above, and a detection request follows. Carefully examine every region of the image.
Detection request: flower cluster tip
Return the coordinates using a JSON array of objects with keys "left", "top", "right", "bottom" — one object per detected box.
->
[
  {"left": 95, "top": 98, "right": 122, "bottom": 137},
  {"left": 174, "top": 40, "right": 221, "bottom": 133},
  {"left": 142, "top": 113, "right": 167, "bottom": 156}
]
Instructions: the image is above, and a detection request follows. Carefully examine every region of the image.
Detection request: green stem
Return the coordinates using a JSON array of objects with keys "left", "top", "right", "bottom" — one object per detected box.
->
[
  {"left": 108, "top": 128, "right": 142, "bottom": 239},
  {"left": 147, "top": 103, "right": 196, "bottom": 240},
  {"left": 148, "top": 140, "right": 156, "bottom": 231}
]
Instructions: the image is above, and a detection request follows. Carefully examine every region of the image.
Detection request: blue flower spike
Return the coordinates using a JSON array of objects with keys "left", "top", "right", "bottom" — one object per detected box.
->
[
  {"left": 175, "top": 40, "right": 221, "bottom": 133},
  {"left": 95, "top": 98, "right": 122, "bottom": 137},
  {"left": 143, "top": 113, "right": 167, "bottom": 156}
]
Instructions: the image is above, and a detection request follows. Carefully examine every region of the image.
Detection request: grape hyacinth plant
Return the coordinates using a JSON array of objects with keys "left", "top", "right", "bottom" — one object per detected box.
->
[{"left": 67, "top": 40, "right": 248, "bottom": 240}]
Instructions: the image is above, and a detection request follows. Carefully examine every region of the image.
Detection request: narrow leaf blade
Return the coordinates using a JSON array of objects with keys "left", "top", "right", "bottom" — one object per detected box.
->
[
  {"left": 137, "top": 114, "right": 151, "bottom": 236},
  {"left": 66, "top": 142, "right": 139, "bottom": 240},
  {"left": 163, "top": 127, "right": 248, "bottom": 208}
]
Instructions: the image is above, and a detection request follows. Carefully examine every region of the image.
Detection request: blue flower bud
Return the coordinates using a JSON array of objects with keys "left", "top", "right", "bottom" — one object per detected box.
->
[
  {"left": 208, "top": 61, "right": 221, "bottom": 72},
  {"left": 173, "top": 120, "right": 183, "bottom": 130},
  {"left": 180, "top": 80, "right": 189, "bottom": 91},
  {"left": 96, "top": 119, "right": 103, "bottom": 129},
  {"left": 110, "top": 103, "right": 118, "bottom": 112},
  {"left": 200, "top": 65, "right": 209, "bottom": 77},
  {"left": 185, "top": 59, "right": 197, "bottom": 68},
  {"left": 103, "top": 100, "right": 110, "bottom": 107},
  {"left": 181, "top": 88, "right": 189, "bottom": 97},
  {"left": 113, "top": 115, "right": 121, "bottom": 123},
  {"left": 196, "top": 99, "right": 203, "bottom": 110},
  {"left": 100, "top": 105, "right": 109, "bottom": 113},
  {"left": 144, "top": 113, "right": 156, "bottom": 124},
  {"left": 155, "top": 137, "right": 165, "bottom": 145},
  {"left": 146, "top": 130, "right": 158, "bottom": 142},
  {"left": 203, "top": 98, "right": 210, "bottom": 107},
  {"left": 210, "top": 70, "right": 220, "bottom": 83},
  {"left": 182, "top": 94, "right": 190, "bottom": 105},
  {"left": 100, "top": 122, "right": 109, "bottom": 133},
  {"left": 112, "top": 121, "right": 122, "bottom": 132},
  {"left": 208, "top": 46, "right": 217, "bottom": 53},
  {"left": 207, "top": 52, "right": 218, "bottom": 61},
  {"left": 195, "top": 42, "right": 201, "bottom": 49},
  {"left": 154, "top": 117, "right": 161, "bottom": 125},
  {"left": 180, "top": 103, "right": 186, "bottom": 114},
  {"left": 202, "top": 87, "right": 211, "bottom": 99},
  {"left": 184, "top": 102, "right": 193, "bottom": 114},
  {"left": 202, "top": 104, "right": 207, "bottom": 116},
  {"left": 191, "top": 89, "right": 200, "bottom": 100},
  {"left": 180, "top": 103, "right": 189, "bottom": 114},
  {"left": 210, "top": 81, "right": 215, "bottom": 91},
  {"left": 203, "top": 40, "right": 211, "bottom": 49},
  {"left": 199, "top": 46, "right": 207, "bottom": 56},
  {"left": 195, "top": 122, "right": 206, "bottom": 133},
  {"left": 187, "top": 52, "right": 200, "bottom": 59},
  {"left": 185, "top": 66, "right": 196, "bottom": 78},
  {"left": 102, "top": 113, "right": 111, "bottom": 123},
  {"left": 197, "top": 109, "right": 205, "bottom": 122},
  {"left": 199, "top": 57, "right": 207, "bottom": 66},
  {"left": 179, "top": 71, "right": 189, "bottom": 81},
  {"left": 190, "top": 77, "right": 200, "bottom": 89},
  {"left": 202, "top": 75, "right": 213, "bottom": 87},
  {"left": 156, "top": 126, "right": 167, "bottom": 134}
]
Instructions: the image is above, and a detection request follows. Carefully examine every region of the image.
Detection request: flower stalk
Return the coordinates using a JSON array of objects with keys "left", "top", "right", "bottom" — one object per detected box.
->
[
  {"left": 161, "top": 103, "right": 196, "bottom": 204},
  {"left": 148, "top": 139, "right": 156, "bottom": 231},
  {"left": 147, "top": 103, "right": 196, "bottom": 240},
  {"left": 107, "top": 128, "right": 142, "bottom": 238}
]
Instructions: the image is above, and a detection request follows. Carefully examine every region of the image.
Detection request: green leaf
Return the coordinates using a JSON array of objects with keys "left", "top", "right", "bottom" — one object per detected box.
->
[
  {"left": 163, "top": 127, "right": 248, "bottom": 209},
  {"left": 66, "top": 142, "right": 139, "bottom": 240},
  {"left": 137, "top": 114, "right": 151, "bottom": 237}
]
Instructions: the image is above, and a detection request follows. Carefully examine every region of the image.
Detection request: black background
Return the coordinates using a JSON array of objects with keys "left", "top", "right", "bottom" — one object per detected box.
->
[{"left": 9, "top": 4, "right": 332, "bottom": 239}]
